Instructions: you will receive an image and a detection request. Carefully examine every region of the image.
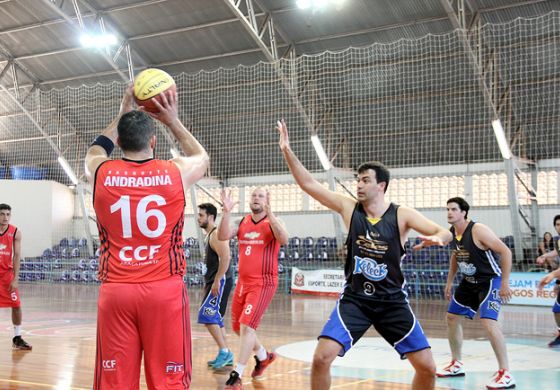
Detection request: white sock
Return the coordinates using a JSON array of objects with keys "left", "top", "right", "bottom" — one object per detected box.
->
[
  {"left": 14, "top": 325, "right": 21, "bottom": 337},
  {"left": 256, "top": 345, "right": 267, "bottom": 361},
  {"left": 221, "top": 348, "right": 230, "bottom": 353},
  {"left": 235, "top": 363, "right": 246, "bottom": 377}
]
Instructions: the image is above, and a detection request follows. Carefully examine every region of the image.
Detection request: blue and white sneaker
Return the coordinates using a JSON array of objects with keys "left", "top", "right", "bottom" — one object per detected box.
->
[{"left": 212, "top": 350, "right": 234, "bottom": 369}]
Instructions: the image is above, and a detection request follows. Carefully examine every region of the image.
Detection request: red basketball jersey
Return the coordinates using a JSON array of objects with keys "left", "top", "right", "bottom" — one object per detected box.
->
[
  {"left": 0, "top": 225, "right": 17, "bottom": 272},
  {"left": 237, "top": 215, "right": 280, "bottom": 286},
  {"left": 94, "top": 159, "right": 186, "bottom": 283}
]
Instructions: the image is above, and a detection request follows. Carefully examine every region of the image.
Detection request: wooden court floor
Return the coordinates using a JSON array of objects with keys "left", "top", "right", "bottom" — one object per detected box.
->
[{"left": 0, "top": 283, "right": 558, "bottom": 389}]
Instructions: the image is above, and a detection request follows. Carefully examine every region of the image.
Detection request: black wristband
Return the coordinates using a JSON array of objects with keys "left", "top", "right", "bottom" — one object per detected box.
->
[{"left": 91, "top": 135, "right": 115, "bottom": 156}]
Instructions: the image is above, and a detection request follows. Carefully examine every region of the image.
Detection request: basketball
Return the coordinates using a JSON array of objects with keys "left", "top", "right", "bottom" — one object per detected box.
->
[{"left": 133, "top": 68, "right": 176, "bottom": 113}]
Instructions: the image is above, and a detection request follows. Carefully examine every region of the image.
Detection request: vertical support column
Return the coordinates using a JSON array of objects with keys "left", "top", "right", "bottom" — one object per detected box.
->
[
  {"left": 464, "top": 171, "right": 473, "bottom": 204},
  {"left": 530, "top": 164, "right": 540, "bottom": 257},
  {"left": 505, "top": 159, "right": 523, "bottom": 262},
  {"left": 327, "top": 170, "right": 346, "bottom": 250},
  {"left": 77, "top": 184, "right": 95, "bottom": 256},
  {"left": 190, "top": 186, "right": 206, "bottom": 259}
]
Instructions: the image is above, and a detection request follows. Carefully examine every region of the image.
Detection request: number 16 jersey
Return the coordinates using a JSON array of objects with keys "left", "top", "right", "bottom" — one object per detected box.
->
[{"left": 93, "top": 158, "right": 186, "bottom": 283}]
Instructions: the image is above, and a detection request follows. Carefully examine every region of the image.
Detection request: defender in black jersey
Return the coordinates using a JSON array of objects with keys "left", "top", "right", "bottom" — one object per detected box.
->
[
  {"left": 536, "top": 214, "right": 560, "bottom": 347},
  {"left": 438, "top": 197, "right": 515, "bottom": 389},
  {"left": 277, "top": 120, "right": 452, "bottom": 390},
  {"left": 196, "top": 203, "right": 234, "bottom": 369}
]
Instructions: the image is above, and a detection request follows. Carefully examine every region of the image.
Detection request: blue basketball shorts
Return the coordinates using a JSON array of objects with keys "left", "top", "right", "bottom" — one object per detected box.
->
[
  {"left": 197, "top": 276, "right": 233, "bottom": 327},
  {"left": 448, "top": 277, "right": 502, "bottom": 320},
  {"left": 319, "top": 293, "right": 430, "bottom": 359}
]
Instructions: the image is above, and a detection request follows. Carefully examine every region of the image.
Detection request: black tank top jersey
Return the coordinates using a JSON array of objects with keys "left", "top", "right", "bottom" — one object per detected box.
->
[
  {"left": 344, "top": 202, "right": 406, "bottom": 299},
  {"left": 451, "top": 221, "right": 501, "bottom": 283},
  {"left": 204, "top": 228, "right": 233, "bottom": 284}
]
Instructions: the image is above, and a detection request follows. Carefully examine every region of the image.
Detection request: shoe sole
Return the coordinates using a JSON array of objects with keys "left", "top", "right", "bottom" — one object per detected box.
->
[
  {"left": 213, "top": 361, "right": 234, "bottom": 369},
  {"left": 486, "top": 385, "right": 515, "bottom": 389},
  {"left": 436, "top": 373, "right": 465, "bottom": 378},
  {"left": 12, "top": 346, "right": 32, "bottom": 351}
]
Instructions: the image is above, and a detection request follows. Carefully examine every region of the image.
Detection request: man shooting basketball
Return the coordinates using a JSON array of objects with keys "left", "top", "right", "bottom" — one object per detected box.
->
[{"left": 85, "top": 86, "right": 208, "bottom": 389}]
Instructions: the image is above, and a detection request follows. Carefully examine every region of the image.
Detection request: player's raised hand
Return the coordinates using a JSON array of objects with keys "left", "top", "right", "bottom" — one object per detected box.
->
[
  {"left": 220, "top": 188, "right": 238, "bottom": 213},
  {"left": 264, "top": 189, "right": 272, "bottom": 216},
  {"left": 119, "top": 84, "right": 135, "bottom": 117},
  {"left": 413, "top": 235, "right": 445, "bottom": 250},
  {"left": 145, "top": 89, "right": 179, "bottom": 127},
  {"left": 276, "top": 119, "right": 291, "bottom": 151}
]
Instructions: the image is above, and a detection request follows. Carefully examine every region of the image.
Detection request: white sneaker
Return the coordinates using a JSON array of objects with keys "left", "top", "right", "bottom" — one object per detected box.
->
[
  {"left": 436, "top": 359, "right": 465, "bottom": 377},
  {"left": 486, "top": 369, "right": 516, "bottom": 389}
]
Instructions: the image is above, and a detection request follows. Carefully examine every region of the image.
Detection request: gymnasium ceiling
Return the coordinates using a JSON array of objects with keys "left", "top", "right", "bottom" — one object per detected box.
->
[{"left": 0, "top": 0, "right": 557, "bottom": 90}]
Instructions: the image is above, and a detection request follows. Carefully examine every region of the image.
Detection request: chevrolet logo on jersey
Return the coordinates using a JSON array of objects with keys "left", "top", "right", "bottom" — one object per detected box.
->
[
  {"left": 0, "top": 244, "right": 6, "bottom": 250},
  {"left": 353, "top": 256, "right": 388, "bottom": 281},
  {"left": 244, "top": 232, "right": 261, "bottom": 239}
]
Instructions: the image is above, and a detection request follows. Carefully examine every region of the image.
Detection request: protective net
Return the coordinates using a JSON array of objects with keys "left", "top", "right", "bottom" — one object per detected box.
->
[{"left": 1, "top": 12, "right": 558, "bottom": 296}]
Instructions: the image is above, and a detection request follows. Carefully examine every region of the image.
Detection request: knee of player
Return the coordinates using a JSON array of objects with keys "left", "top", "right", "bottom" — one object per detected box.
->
[
  {"left": 312, "top": 349, "right": 336, "bottom": 368},
  {"left": 480, "top": 318, "right": 499, "bottom": 332},
  {"left": 445, "top": 312, "right": 460, "bottom": 325}
]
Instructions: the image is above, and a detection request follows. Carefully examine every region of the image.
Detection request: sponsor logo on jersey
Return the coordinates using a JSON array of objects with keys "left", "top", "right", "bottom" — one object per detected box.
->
[
  {"left": 294, "top": 272, "right": 305, "bottom": 287},
  {"left": 165, "top": 361, "right": 184, "bottom": 374},
  {"left": 355, "top": 235, "right": 388, "bottom": 252},
  {"left": 204, "top": 307, "right": 216, "bottom": 317},
  {"left": 0, "top": 244, "right": 6, "bottom": 250},
  {"left": 488, "top": 300, "right": 501, "bottom": 312},
  {"left": 458, "top": 261, "right": 476, "bottom": 276},
  {"left": 244, "top": 232, "right": 261, "bottom": 239},
  {"left": 102, "top": 359, "right": 117, "bottom": 370},
  {"left": 353, "top": 256, "right": 388, "bottom": 281},
  {"left": 103, "top": 174, "right": 172, "bottom": 188}
]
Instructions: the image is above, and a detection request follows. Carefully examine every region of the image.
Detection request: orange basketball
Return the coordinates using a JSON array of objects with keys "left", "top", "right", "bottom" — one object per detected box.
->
[{"left": 133, "top": 68, "right": 176, "bottom": 113}]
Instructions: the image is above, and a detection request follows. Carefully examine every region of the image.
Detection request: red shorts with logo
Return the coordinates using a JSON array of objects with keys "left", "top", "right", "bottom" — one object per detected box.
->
[
  {"left": 94, "top": 275, "right": 191, "bottom": 389},
  {"left": 0, "top": 271, "right": 20, "bottom": 308},
  {"left": 231, "top": 282, "right": 277, "bottom": 334}
]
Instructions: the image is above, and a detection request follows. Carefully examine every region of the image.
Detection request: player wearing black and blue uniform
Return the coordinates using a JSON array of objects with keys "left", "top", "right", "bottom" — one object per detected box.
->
[
  {"left": 277, "top": 120, "right": 452, "bottom": 390},
  {"left": 438, "top": 197, "right": 515, "bottom": 390},
  {"left": 196, "top": 203, "right": 234, "bottom": 369}
]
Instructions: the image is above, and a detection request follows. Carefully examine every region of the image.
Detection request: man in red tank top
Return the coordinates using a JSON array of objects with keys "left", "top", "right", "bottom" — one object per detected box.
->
[
  {"left": 85, "top": 86, "right": 209, "bottom": 389},
  {"left": 0, "top": 204, "right": 32, "bottom": 351},
  {"left": 217, "top": 188, "right": 288, "bottom": 389}
]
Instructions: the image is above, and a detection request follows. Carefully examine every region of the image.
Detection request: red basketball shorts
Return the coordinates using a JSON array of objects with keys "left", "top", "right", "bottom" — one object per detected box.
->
[
  {"left": 231, "top": 282, "right": 277, "bottom": 334},
  {"left": 94, "top": 275, "right": 191, "bottom": 389},
  {"left": 0, "top": 271, "right": 20, "bottom": 308}
]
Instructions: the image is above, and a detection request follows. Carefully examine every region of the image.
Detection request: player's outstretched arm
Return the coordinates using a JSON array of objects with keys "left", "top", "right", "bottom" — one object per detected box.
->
[
  {"left": 538, "top": 268, "right": 560, "bottom": 290},
  {"left": 474, "top": 223, "right": 513, "bottom": 303},
  {"left": 85, "top": 85, "right": 135, "bottom": 183},
  {"left": 401, "top": 207, "right": 452, "bottom": 249},
  {"left": 149, "top": 90, "right": 209, "bottom": 188},
  {"left": 264, "top": 190, "right": 289, "bottom": 245},
  {"left": 536, "top": 249, "right": 558, "bottom": 265},
  {"left": 217, "top": 189, "right": 240, "bottom": 241},
  {"left": 276, "top": 120, "right": 355, "bottom": 225}
]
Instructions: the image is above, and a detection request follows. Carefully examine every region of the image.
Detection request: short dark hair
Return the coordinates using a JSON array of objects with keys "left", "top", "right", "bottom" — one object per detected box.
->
[
  {"left": 198, "top": 203, "right": 217, "bottom": 220},
  {"left": 117, "top": 110, "right": 156, "bottom": 152},
  {"left": 554, "top": 215, "right": 560, "bottom": 225},
  {"left": 447, "top": 197, "right": 469, "bottom": 219},
  {"left": 0, "top": 203, "right": 11, "bottom": 211},
  {"left": 357, "top": 161, "right": 390, "bottom": 193}
]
